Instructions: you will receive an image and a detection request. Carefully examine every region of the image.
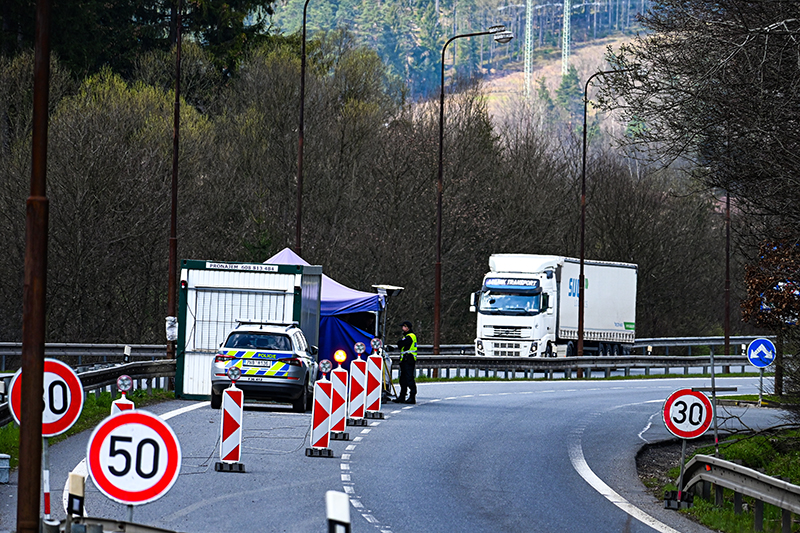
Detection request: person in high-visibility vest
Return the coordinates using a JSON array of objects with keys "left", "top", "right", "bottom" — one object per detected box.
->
[{"left": 394, "top": 321, "right": 417, "bottom": 404}]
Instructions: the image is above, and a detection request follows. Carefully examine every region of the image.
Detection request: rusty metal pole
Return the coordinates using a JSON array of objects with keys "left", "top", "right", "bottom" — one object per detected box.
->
[
  {"left": 166, "top": 0, "right": 181, "bottom": 360},
  {"left": 296, "top": 0, "right": 311, "bottom": 257},
  {"left": 435, "top": 28, "right": 507, "bottom": 356},
  {"left": 723, "top": 191, "right": 730, "bottom": 371},
  {"left": 578, "top": 68, "right": 632, "bottom": 361},
  {"left": 17, "top": 0, "right": 52, "bottom": 530}
]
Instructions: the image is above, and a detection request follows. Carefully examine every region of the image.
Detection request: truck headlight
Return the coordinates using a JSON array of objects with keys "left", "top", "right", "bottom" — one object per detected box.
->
[{"left": 529, "top": 342, "right": 538, "bottom": 355}]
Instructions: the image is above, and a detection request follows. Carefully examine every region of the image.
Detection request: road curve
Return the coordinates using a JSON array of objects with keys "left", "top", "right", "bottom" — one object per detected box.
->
[{"left": 0, "top": 376, "right": 780, "bottom": 533}]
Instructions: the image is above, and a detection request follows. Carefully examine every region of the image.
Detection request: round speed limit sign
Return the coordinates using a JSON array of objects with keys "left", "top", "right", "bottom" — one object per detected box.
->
[
  {"left": 9, "top": 358, "right": 85, "bottom": 437},
  {"left": 662, "top": 389, "right": 714, "bottom": 439},
  {"left": 87, "top": 410, "right": 182, "bottom": 505}
]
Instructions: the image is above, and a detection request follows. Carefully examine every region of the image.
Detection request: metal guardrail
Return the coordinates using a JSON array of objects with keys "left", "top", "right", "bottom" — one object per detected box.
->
[
  {"left": 414, "top": 336, "right": 770, "bottom": 356},
  {"left": 0, "top": 336, "right": 770, "bottom": 369},
  {"left": 0, "top": 360, "right": 176, "bottom": 428},
  {"left": 683, "top": 454, "right": 800, "bottom": 532},
  {"left": 0, "top": 343, "right": 167, "bottom": 371},
  {"left": 392, "top": 354, "right": 754, "bottom": 379}
]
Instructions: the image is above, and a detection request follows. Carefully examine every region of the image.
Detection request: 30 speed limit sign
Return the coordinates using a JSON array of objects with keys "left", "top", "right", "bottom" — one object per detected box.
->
[
  {"left": 662, "top": 389, "right": 714, "bottom": 439},
  {"left": 9, "top": 358, "right": 85, "bottom": 437},
  {"left": 87, "top": 410, "right": 182, "bottom": 505}
]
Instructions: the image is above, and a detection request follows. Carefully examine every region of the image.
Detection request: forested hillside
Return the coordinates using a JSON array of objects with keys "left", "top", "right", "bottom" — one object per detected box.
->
[
  {"left": 270, "top": 0, "right": 652, "bottom": 97},
  {"left": 0, "top": 0, "right": 764, "bottom": 349}
]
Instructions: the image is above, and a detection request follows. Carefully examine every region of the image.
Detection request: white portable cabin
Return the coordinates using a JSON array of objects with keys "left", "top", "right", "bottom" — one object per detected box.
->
[{"left": 176, "top": 260, "right": 322, "bottom": 399}]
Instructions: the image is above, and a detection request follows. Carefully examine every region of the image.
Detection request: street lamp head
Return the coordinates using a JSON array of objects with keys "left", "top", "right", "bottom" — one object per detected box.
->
[
  {"left": 488, "top": 24, "right": 506, "bottom": 34},
  {"left": 493, "top": 30, "right": 514, "bottom": 44}
]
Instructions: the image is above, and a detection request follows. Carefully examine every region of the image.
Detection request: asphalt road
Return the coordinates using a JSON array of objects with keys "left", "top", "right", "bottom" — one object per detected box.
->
[{"left": 0, "top": 376, "right": 783, "bottom": 533}]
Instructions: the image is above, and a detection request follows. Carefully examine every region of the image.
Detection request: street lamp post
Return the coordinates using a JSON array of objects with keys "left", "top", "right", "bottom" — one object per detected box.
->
[
  {"left": 296, "top": 0, "right": 312, "bottom": 256},
  {"left": 578, "top": 68, "right": 632, "bottom": 356},
  {"left": 434, "top": 26, "right": 513, "bottom": 354}
]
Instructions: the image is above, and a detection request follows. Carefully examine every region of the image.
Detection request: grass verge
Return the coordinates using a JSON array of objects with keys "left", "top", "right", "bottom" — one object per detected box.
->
[
  {"left": 0, "top": 389, "right": 174, "bottom": 470},
  {"left": 657, "top": 428, "right": 800, "bottom": 533}
]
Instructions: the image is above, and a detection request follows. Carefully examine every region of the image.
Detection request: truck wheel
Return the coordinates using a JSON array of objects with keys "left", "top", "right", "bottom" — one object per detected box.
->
[
  {"left": 612, "top": 344, "right": 621, "bottom": 356},
  {"left": 598, "top": 343, "right": 606, "bottom": 356},
  {"left": 210, "top": 388, "right": 222, "bottom": 409},
  {"left": 566, "top": 341, "right": 575, "bottom": 357},
  {"left": 544, "top": 343, "right": 554, "bottom": 358},
  {"left": 292, "top": 379, "right": 309, "bottom": 413}
]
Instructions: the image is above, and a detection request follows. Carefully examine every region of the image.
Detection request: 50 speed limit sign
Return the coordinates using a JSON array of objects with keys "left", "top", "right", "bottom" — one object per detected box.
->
[
  {"left": 87, "top": 410, "right": 182, "bottom": 505},
  {"left": 9, "top": 358, "right": 85, "bottom": 437},
  {"left": 662, "top": 389, "right": 714, "bottom": 439}
]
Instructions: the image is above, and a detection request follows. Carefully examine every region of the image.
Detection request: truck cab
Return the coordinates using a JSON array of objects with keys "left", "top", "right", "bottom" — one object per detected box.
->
[{"left": 471, "top": 270, "right": 558, "bottom": 357}]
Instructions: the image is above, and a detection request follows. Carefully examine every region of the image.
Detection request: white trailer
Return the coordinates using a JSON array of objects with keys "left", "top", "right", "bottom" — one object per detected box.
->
[
  {"left": 470, "top": 254, "right": 637, "bottom": 357},
  {"left": 176, "top": 260, "right": 322, "bottom": 398}
]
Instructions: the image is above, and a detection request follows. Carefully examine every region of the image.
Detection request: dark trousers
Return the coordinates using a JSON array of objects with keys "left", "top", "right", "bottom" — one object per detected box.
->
[{"left": 399, "top": 359, "right": 416, "bottom": 400}]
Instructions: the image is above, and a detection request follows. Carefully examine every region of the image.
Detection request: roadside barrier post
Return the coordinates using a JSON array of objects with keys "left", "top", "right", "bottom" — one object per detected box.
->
[
  {"left": 307, "top": 360, "right": 334, "bottom": 457},
  {"left": 326, "top": 490, "right": 351, "bottom": 533},
  {"left": 330, "top": 350, "right": 349, "bottom": 441},
  {"left": 365, "top": 354, "right": 384, "bottom": 419},
  {"left": 216, "top": 366, "right": 245, "bottom": 472},
  {"left": 111, "top": 375, "right": 134, "bottom": 416},
  {"left": 347, "top": 344, "right": 368, "bottom": 427}
]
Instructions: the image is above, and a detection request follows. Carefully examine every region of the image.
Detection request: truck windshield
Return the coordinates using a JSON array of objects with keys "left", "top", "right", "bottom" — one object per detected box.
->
[{"left": 479, "top": 292, "right": 540, "bottom": 315}]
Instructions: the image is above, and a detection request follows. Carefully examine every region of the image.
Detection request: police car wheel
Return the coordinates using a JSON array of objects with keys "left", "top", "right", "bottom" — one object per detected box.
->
[
  {"left": 210, "top": 388, "right": 222, "bottom": 409},
  {"left": 292, "top": 379, "right": 308, "bottom": 413}
]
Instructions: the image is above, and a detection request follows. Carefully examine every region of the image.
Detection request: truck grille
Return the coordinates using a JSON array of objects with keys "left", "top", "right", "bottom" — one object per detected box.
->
[
  {"left": 492, "top": 342, "right": 521, "bottom": 356},
  {"left": 488, "top": 326, "right": 524, "bottom": 338}
]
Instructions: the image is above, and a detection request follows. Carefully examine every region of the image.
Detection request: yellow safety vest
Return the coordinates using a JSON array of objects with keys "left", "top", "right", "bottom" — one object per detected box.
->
[{"left": 402, "top": 332, "right": 418, "bottom": 361}]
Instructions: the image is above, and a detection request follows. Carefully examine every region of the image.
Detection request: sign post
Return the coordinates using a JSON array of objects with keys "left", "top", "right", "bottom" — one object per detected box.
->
[
  {"left": 330, "top": 350, "right": 349, "bottom": 441},
  {"left": 111, "top": 375, "right": 135, "bottom": 416},
  {"left": 747, "top": 338, "right": 776, "bottom": 404},
  {"left": 662, "top": 388, "right": 713, "bottom": 509},
  {"left": 347, "top": 350, "right": 368, "bottom": 427},
  {"left": 86, "top": 410, "right": 182, "bottom": 521},
  {"left": 307, "top": 359, "right": 334, "bottom": 458},
  {"left": 9, "top": 359, "right": 85, "bottom": 519},
  {"left": 365, "top": 354, "right": 384, "bottom": 419},
  {"left": 216, "top": 366, "right": 245, "bottom": 472}
]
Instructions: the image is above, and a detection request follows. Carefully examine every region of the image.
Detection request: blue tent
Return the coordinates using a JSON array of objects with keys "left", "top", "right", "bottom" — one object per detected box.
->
[{"left": 265, "top": 249, "right": 384, "bottom": 370}]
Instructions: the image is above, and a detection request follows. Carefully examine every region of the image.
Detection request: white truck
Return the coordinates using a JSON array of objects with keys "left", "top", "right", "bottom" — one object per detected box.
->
[{"left": 470, "top": 254, "right": 637, "bottom": 357}]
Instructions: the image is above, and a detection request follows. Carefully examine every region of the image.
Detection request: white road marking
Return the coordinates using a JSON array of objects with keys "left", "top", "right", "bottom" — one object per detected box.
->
[
  {"left": 161, "top": 401, "right": 209, "bottom": 420},
  {"left": 569, "top": 407, "right": 681, "bottom": 533},
  {"left": 64, "top": 400, "right": 209, "bottom": 516}
]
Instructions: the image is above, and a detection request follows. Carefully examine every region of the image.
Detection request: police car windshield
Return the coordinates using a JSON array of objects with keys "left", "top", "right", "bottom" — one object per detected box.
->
[
  {"left": 479, "top": 292, "right": 540, "bottom": 315},
  {"left": 225, "top": 333, "right": 292, "bottom": 351}
]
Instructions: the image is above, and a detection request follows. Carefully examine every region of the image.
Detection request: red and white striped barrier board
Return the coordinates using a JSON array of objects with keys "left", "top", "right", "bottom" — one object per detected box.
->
[
  {"left": 111, "top": 394, "right": 135, "bottom": 416},
  {"left": 330, "top": 367, "right": 348, "bottom": 434},
  {"left": 348, "top": 358, "right": 367, "bottom": 419},
  {"left": 220, "top": 386, "right": 244, "bottom": 463},
  {"left": 307, "top": 379, "right": 333, "bottom": 456},
  {"left": 366, "top": 355, "right": 383, "bottom": 412}
]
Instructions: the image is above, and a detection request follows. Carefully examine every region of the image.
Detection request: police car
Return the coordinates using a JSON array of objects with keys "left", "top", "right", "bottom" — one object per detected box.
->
[{"left": 210, "top": 321, "right": 319, "bottom": 412}]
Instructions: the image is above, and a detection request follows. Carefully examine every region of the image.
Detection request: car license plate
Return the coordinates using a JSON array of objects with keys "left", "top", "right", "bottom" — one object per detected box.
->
[{"left": 245, "top": 360, "right": 273, "bottom": 367}]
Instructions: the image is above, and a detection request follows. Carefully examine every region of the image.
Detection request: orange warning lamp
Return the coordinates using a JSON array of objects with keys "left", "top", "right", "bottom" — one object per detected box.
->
[{"left": 333, "top": 350, "right": 347, "bottom": 365}]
